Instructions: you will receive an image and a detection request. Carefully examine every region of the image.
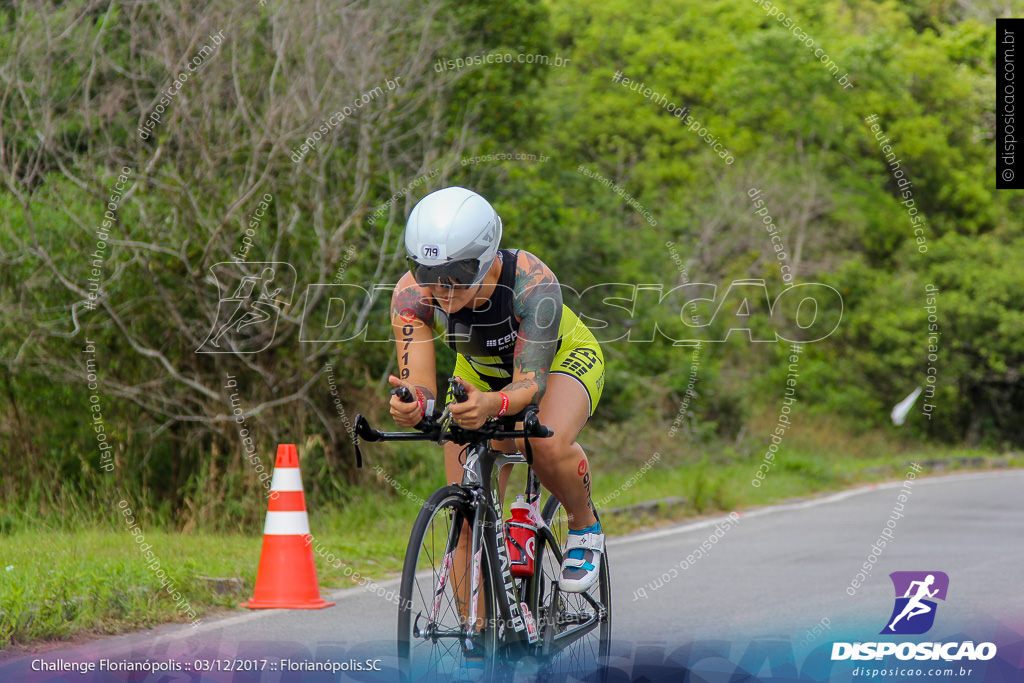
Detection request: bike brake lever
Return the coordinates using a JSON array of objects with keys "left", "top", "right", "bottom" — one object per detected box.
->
[
  {"left": 391, "top": 386, "right": 415, "bottom": 403},
  {"left": 352, "top": 413, "right": 377, "bottom": 468},
  {"left": 354, "top": 414, "right": 383, "bottom": 442},
  {"left": 449, "top": 377, "right": 469, "bottom": 403}
]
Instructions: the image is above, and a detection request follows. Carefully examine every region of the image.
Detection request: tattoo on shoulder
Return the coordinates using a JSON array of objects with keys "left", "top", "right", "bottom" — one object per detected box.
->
[
  {"left": 513, "top": 251, "right": 561, "bottom": 311},
  {"left": 391, "top": 285, "right": 432, "bottom": 324},
  {"left": 510, "top": 252, "right": 561, "bottom": 404},
  {"left": 512, "top": 251, "right": 562, "bottom": 337}
]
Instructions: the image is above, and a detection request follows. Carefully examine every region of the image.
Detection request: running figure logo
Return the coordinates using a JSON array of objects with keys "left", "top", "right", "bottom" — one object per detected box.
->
[
  {"left": 881, "top": 571, "right": 949, "bottom": 635},
  {"left": 197, "top": 262, "right": 296, "bottom": 354}
]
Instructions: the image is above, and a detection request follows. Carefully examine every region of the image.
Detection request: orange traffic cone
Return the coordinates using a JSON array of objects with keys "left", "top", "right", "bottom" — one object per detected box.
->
[{"left": 241, "top": 444, "right": 335, "bottom": 609}]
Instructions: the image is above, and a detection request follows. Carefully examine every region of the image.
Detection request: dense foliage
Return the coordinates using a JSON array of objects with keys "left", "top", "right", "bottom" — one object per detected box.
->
[{"left": 0, "top": 0, "right": 1018, "bottom": 530}]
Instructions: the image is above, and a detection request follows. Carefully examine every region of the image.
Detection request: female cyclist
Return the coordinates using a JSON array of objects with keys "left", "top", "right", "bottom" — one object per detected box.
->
[{"left": 387, "top": 186, "right": 606, "bottom": 592}]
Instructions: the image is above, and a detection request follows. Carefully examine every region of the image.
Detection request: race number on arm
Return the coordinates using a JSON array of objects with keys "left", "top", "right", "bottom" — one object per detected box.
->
[{"left": 389, "top": 273, "right": 438, "bottom": 418}]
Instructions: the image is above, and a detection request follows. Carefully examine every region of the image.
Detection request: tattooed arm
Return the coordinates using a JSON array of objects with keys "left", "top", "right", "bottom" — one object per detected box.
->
[
  {"left": 503, "top": 250, "right": 562, "bottom": 412},
  {"left": 388, "top": 273, "right": 438, "bottom": 426}
]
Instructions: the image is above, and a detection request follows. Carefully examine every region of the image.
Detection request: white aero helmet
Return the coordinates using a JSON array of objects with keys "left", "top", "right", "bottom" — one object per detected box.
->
[{"left": 404, "top": 186, "right": 502, "bottom": 287}]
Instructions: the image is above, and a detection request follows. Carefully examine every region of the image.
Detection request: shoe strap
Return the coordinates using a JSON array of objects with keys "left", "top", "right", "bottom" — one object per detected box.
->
[
  {"left": 562, "top": 554, "right": 596, "bottom": 570},
  {"left": 565, "top": 531, "right": 604, "bottom": 554}
]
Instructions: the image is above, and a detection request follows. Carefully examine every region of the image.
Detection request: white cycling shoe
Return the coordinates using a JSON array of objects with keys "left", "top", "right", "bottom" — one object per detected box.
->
[{"left": 559, "top": 522, "right": 604, "bottom": 593}]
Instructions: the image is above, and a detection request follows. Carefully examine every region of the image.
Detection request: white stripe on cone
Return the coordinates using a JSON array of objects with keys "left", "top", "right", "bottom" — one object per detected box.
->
[
  {"left": 263, "top": 510, "right": 311, "bottom": 535},
  {"left": 269, "top": 468, "right": 304, "bottom": 492}
]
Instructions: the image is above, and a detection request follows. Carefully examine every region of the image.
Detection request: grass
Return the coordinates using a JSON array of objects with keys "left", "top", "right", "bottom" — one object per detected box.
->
[
  {"left": 1, "top": 412, "right": 1019, "bottom": 651},
  {"left": 0, "top": 531, "right": 256, "bottom": 648}
]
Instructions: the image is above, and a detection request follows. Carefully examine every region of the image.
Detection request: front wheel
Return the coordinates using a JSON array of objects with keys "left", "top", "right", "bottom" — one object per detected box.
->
[
  {"left": 398, "top": 486, "right": 502, "bottom": 683},
  {"left": 526, "top": 496, "right": 611, "bottom": 681}
]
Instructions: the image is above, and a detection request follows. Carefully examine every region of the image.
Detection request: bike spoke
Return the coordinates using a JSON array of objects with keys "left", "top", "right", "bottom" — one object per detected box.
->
[
  {"left": 399, "top": 490, "right": 500, "bottom": 682},
  {"left": 529, "top": 497, "right": 611, "bottom": 681}
]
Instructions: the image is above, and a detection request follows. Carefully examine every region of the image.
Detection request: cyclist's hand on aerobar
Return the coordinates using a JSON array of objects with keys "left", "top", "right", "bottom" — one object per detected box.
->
[
  {"left": 449, "top": 378, "right": 496, "bottom": 430},
  {"left": 387, "top": 375, "right": 424, "bottom": 428}
]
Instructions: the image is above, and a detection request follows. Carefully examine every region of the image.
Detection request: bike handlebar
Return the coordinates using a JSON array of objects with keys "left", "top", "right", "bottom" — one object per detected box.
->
[
  {"left": 355, "top": 405, "right": 553, "bottom": 445},
  {"left": 450, "top": 379, "right": 469, "bottom": 403},
  {"left": 354, "top": 378, "right": 553, "bottom": 467},
  {"left": 392, "top": 378, "right": 468, "bottom": 406},
  {"left": 390, "top": 385, "right": 415, "bottom": 403}
]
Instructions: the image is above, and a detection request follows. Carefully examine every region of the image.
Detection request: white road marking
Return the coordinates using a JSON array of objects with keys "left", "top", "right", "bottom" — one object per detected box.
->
[{"left": 609, "top": 469, "right": 1022, "bottom": 547}]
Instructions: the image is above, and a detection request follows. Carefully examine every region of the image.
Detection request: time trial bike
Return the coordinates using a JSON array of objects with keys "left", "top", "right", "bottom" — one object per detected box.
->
[{"left": 354, "top": 380, "right": 611, "bottom": 682}]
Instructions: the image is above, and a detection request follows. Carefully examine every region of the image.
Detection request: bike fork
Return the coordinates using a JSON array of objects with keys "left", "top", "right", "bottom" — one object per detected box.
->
[
  {"left": 464, "top": 510, "right": 484, "bottom": 651},
  {"left": 431, "top": 549, "right": 455, "bottom": 622},
  {"left": 428, "top": 509, "right": 485, "bottom": 651},
  {"left": 429, "top": 507, "right": 465, "bottom": 622}
]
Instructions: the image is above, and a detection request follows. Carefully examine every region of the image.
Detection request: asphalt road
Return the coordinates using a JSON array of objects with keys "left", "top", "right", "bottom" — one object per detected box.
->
[{"left": 3, "top": 470, "right": 1023, "bottom": 681}]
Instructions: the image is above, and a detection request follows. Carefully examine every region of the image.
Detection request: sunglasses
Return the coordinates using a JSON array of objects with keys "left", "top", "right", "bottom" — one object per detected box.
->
[{"left": 408, "top": 258, "right": 480, "bottom": 289}]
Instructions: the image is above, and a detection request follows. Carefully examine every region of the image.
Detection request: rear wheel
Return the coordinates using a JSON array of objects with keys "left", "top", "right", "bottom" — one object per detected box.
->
[
  {"left": 398, "top": 486, "right": 502, "bottom": 682},
  {"left": 526, "top": 496, "right": 611, "bottom": 681}
]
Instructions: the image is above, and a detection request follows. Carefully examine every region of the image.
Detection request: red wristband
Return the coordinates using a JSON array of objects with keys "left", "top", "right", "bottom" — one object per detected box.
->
[
  {"left": 496, "top": 392, "right": 510, "bottom": 417},
  {"left": 415, "top": 388, "right": 426, "bottom": 418}
]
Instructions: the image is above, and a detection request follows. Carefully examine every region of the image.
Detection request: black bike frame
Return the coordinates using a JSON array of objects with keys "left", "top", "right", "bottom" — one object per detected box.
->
[
  {"left": 471, "top": 445, "right": 605, "bottom": 658},
  {"left": 461, "top": 441, "right": 536, "bottom": 653},
  {"left": 355, "top": 407, "right": 604, "bottom": 660}
]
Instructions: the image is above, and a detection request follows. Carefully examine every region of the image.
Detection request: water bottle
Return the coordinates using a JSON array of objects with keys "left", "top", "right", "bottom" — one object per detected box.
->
[{"left": 506, "top": 495, "right": 537, "bottom": 577}]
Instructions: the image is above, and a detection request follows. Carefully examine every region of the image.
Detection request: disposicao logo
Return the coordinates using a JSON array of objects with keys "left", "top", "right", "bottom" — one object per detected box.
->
[
  {"left": 831, "top": 571, "right": 997, "bottom": 662},
  {"left": 881, "top": 570, "right": 948, "bottom": 635}
]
